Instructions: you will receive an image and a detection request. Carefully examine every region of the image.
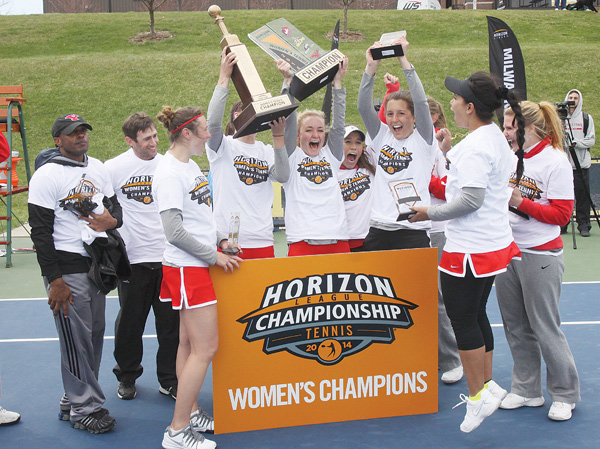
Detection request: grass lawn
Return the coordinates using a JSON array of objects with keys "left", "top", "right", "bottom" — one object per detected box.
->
[{"left": 1, "top": 9, "right": 598, "bottom": 222}]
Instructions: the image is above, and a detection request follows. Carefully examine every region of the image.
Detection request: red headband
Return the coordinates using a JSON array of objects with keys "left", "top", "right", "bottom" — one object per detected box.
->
[{"left": 171, "top": 113, "right": 203, "bottom": 134}]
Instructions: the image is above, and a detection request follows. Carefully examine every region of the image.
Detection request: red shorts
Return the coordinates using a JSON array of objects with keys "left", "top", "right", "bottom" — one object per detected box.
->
[
  {"left": 160, "top": 266, "right": 216, "bottom": 310},
  {"left": 348, "top": 239, "right": 365, "bottom": 250},
  {"left": 217, "top": 246, "right": 275, "bottom": 260},
  {"left": 288, "top": 241, "right": 351, "bottom": 257},
  {"left": 439, "top": 241, "right": 521, "bottom": 277}
]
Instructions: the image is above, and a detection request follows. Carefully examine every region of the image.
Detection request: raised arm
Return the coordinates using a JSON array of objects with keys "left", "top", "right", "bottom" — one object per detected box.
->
[
  {"left": 357, "top": 43, "right": 384, "bottom": 140},
  {"left": 207, "top": 48, "right": 237, "bottom": 152},
  {"left": 329, "top": 57, "right": 348, "bottom": 161},
  {"left": 396, "top": 35, "right": 434, "bottom": 145},
  {"left": 277, "top": 59, "right": 298, "bottom": 157},
  {"left": 269, "top": 116, "right": 290, "bottom": 183}
]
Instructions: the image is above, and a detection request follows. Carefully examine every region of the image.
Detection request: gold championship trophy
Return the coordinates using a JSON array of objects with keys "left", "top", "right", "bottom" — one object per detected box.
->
[{"left": 209, "top": 5, "right": 299, "bottom": 138}]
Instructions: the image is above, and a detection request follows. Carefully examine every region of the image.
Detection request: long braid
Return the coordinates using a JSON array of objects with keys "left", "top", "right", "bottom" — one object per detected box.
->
[{"left": 498, "top": 87, "right": 526, "bottom": 184}]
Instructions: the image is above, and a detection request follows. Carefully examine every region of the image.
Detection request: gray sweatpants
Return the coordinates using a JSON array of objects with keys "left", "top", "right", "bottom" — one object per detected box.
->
[
  {"left": 430, "top": 232, "right": 461, "bottom": 372},
  {"left": 495, "top": 252, "right": 580, "bottom": 403},
  {"left": 45, "top": 272, "right": 107, "bottom": 420}
]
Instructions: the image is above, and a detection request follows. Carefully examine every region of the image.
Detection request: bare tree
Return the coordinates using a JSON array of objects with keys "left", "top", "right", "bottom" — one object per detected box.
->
[
  {"left": 329, "top": 0, "right": 358, "bottom": 35},
  {"left": 138, "top": 0, "right": 170, "bottom": 35}
]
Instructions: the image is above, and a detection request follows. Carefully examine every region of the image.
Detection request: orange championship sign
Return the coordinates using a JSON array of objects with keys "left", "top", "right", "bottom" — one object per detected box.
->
[{"left": 210, "top": 248, "right": 438, "bottom": 434}]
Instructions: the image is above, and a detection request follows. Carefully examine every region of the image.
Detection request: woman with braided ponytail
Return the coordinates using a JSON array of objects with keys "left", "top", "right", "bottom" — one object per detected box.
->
[
  {"left": 496, "top": 101, "right": 580, "bottom": 421},
  {"left": 410, "top": 71, "right": 521, "bottom": 433}
]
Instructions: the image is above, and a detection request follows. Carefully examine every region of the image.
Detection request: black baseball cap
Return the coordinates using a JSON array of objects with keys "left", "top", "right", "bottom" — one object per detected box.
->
[
  {"left": 444, "top": 76, "right": 491, "bottom": 113},
  {"left": 52, "top": 114, "right": 93, "bottom": 138}
]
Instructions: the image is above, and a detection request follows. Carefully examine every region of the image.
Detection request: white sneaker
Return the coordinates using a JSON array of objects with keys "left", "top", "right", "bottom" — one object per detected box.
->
[
  {"left": 548, "top": 401, "right": 575, "bottom": 421},
  {"left": 0, "top": 406, "right": 21, "bottom": 426},
  {"left": 500, "top": 392, "right": 545, "bottom": 410},
  {"left": 441, "top": 366, "right": 464, "bottom": 384},
  {"left": 454, "top": 388, "right": 501, "bottom": 433},
  {"left": 162, "top": 425, "right": 217, "bottom": 449},
  {"left": 486, "top": 380, "right": 508, "bottom": 401},
  {"left": 190, "top": 408, "right": 214, "bottom": 434}
]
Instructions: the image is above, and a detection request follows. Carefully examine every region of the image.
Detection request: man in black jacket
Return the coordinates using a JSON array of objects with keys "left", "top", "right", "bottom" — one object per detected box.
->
[{"left": 28, "top": 114, "right": 122, "bottom": 434}]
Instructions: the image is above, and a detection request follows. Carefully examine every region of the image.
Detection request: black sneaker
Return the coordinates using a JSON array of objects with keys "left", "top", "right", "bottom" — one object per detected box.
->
[
  {"left": 71, "top": 409, "right": 116, "bottom": 434},
  {"left": 159, "top": 384, "right": 177, "bottom": 400},
  {"left": 580, "top": 228, "right": 591, "bottom": 237},
  {"left": 117, "top": 380, "right": 136, "bottom": 400}
]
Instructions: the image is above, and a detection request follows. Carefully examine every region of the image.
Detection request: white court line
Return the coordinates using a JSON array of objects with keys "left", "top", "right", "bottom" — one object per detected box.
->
[
  {"left": 0, "top": 334, "right": 158, "bottom": 344},
  {"left": 1, "top": 280, "right": 599, "bottom": 302},
  {"left": 2, "top": 322, "right": 599, "bottom": 344},
  {"left": 0, "top": 296, "right": 119, "bottom": 302}
]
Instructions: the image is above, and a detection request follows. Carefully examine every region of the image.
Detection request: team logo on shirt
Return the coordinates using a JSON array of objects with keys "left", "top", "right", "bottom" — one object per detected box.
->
[
  {"left": 238, "top": 273, "right": 418, "bottom": 365},
  {"left": 59, "top": 176, "right": 99, "bottom": 216},
  {"left": 298, "top": 157, "right": 333, "bottom": 184},
  {"left": 189, "top": 176, "right": 212, "bottom": 207},
  {"left": 233, "top": 156, "right": 269, "bottom": 185},
  {"left": 121, "top": 174, "right": 154, "bottom": 204},
  {"left": 378, "top": 145, "right": 413, "bottom": 174},
  {"left": 510, "top": 173, "right": 543, "bottom": 200},
  {"left": 339, "top": 172, "right": 371, "bottom": 202}
]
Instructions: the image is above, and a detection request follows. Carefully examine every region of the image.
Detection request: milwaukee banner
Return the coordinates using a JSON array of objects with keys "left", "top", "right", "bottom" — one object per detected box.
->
[
  {"left": 487, "top": 16, "right": 527, "bottom": 102},
  {"left": 210, "top": 249, "right": 438, "bottom": 434}
]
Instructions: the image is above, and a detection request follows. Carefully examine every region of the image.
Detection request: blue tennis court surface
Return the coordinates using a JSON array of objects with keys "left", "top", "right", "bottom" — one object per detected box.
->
[{"left": 1, "top": 278, "right": 598, "bottom": 448}]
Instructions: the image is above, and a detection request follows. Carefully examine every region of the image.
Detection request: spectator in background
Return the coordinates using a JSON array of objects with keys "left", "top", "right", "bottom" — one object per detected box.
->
[{"left": 563, "top": 89, "right": 596, "bottom": 237}]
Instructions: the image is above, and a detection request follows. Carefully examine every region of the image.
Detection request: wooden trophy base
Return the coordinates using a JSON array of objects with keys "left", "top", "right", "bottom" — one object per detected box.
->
[{"left": 232, "top": 93, "right": 299, "bottom": 139}]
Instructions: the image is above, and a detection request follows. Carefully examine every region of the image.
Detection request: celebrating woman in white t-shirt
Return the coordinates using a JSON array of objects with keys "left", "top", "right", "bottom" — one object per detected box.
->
[
  {"left": 337, "top": 125, "right": 376, "bottom": 252},
  {"left": 153, "top": 105, "right": 242, "bottom": 449},
  {"left": 410, "top": 71, "right": 524, "bottom": 433},
  {"left": 357, "top": 33, "right": 437, "bottom": 251},
  {"left": 278, "top": 57, "right": 350, "bottom": 256},
  {"left": 206, "top": 48, "right": 289, "bottom": 259},
  {"left": 496, "top": 101, "right": 580, "bottom": 421}
]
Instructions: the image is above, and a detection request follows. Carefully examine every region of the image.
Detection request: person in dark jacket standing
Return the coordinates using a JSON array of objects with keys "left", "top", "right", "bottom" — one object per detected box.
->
[{"left": 28, "top": 114, "right": 122, "bottom": 434}]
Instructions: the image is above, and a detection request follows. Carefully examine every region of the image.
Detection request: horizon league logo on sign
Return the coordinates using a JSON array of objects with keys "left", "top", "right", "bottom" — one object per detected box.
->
[{"left": 238, "top": 273, "right": 418, "bottom": 365}]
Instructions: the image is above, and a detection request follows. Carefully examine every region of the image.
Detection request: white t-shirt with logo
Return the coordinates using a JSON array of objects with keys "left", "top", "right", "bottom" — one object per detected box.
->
[
  {"left": 207, "top": 136, "right": 276, "bottom": 248},
  {"left": 283, "top": 146, "right": 349, "bottom": 243},
  {"left": 153, "top": 153, "right": 216, "bottom": 268},
  {"left": 369, "top": 125, "right": 437, "bottom": 230},
  {"left": 104, "top": 149, "right": 165, "bottom": 264},
  {"left": 444, "top": 123, "right": 514, "bottom": 254},
  {"left": 509, "top": 144, "right": 573, "bottom": 249},
  {"left": 337, "top": 148, "right": 376, "bottom": 240},
  {"left": 28, "top": 156, "right": 115, "bottom": 257}
]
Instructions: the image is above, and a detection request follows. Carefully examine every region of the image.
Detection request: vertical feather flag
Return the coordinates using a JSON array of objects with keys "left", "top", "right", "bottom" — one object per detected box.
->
[{"left": 487, "top": 16, "right": 527, "bottom": 102}]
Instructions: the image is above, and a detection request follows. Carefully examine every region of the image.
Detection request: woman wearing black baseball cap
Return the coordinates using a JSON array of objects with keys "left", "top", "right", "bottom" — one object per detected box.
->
[{"left": 410, "top": 71, "right": 525, "bottom": 433}]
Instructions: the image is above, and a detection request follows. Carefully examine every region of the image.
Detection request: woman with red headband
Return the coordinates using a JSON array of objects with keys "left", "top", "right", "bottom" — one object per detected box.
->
[
  {"left": 206, "top": 48, "right": 289, "bottom": 260},
  {"left": 497, "top": 101, "right": 580, "bottom": 422},
  {"left": 154, "top": 105, "right": 242, "bottom": 449}
]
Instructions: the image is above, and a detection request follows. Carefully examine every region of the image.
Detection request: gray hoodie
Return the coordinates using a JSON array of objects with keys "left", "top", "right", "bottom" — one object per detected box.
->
[{"left": 564, "top": 88, "right": 595, "bottom": 169}]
